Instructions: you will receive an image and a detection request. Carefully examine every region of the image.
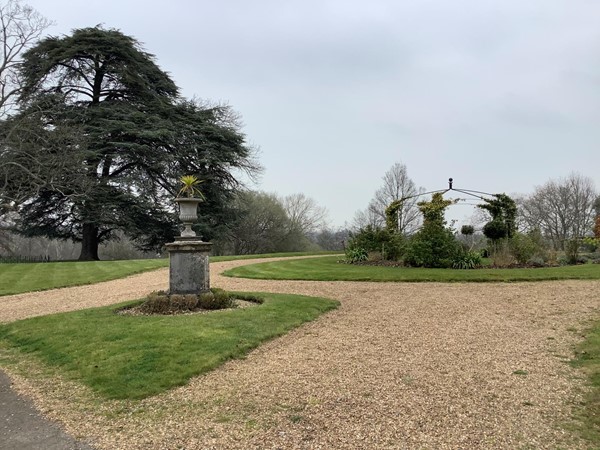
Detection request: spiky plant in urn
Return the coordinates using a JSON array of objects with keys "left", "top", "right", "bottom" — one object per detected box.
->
[{"left": 175, "top": 175, "right": 205, "bottom": 238}]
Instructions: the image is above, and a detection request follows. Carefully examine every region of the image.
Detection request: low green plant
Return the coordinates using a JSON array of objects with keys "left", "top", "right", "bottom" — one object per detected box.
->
[
  {"left": 138, "top": 288, "right": 259, "bottom": 314},
  {"left": 452, "top": 251, "right": 482, "bottom": 269},
  {"left": 139, "top": 292, "right": 199, "bottom": 314},
  {"left": 197, "top": 289, "right": 236, "bottom": 310},
  {"left": 345, "top": 247, "right": 368, "bottom": 263},
  {"left": 528, "top": 256, "right": 546, "bottom": 267}
]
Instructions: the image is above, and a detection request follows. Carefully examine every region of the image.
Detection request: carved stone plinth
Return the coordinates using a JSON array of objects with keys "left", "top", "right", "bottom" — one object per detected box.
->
[{"left": 165, "top": 239, "right": 212, "bottom": 294}]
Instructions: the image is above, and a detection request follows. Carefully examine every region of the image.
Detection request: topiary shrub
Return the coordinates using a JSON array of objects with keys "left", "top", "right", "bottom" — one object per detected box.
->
[
  {"left": 478, "top": 194, "right": 517, "bottom": 241},
  {"left": 460, "top": 225, "right": 475, "bottom": 236},
  {"left": 483, "top": 219, "right": 508, "bottom": 241}
]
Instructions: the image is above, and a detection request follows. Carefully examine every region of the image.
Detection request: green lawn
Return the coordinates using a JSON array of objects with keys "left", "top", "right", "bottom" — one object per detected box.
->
[
  {"left": 571, "top": 320, "right": 600, "bottom": 444},
  {"left": 0, "top": 251, "right": 338, "bottom": 296},
  {"left": 224, "top": 255, "right": 600, "bottom": 282},
  {"left": 0, "top": 292, "right": 339, "bottom": 399},
  {"left": 0, "top": 259, "right": 168, "bottom": 296}
]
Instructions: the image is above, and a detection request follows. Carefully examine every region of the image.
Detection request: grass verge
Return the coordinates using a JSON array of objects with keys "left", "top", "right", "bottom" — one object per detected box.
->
[
  {"left": 224, "top": 256, "right": 600, "bottom": 282},
  {"left": 571, "top": 320, "right": 600, "bottom": 444},
  {"left": 0, "top": 292, "right": 338, "bottom": 399},
  {"left": 0, "top": 251, "right": 338, "bottom": 296}
]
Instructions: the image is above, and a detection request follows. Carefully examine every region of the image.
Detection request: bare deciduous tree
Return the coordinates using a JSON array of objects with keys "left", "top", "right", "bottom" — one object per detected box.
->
[
  {"left": 281, "top": 193, "right": 328, "bottom": 235},
  {"left": 0, "top": 0, "right": 51, "bottom": 117},
  {"left": 0, "top": 1, "right": 51, "bottom": 250},
  {"left": 519, "top": 173, "right": 597, "bottom": 249},
  {"left": 366, "top": 162, "right": 423, "bottom": 234},
  {"left": 350, "top": 207, "right": 380, "bottom": 231}
]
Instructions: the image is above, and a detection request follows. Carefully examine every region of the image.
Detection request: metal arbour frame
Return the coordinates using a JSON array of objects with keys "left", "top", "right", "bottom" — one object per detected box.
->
[
  {"left": 392, "top": 178, "right": 498, "bottom": 230},
  {"left": 400, "top": 178, "right": 496, "bottom": 205}
]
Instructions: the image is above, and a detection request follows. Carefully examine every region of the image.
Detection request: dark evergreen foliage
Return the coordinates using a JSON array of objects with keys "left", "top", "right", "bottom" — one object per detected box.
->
[
  {"left": 478, "top": 194, "right": 517, "bottom": 242},
  {"left": 1, "top": 27, "right": 258, "bottom": 260},
  {"left": 403, "top": 193, "right": 461, "bottom": 268}
]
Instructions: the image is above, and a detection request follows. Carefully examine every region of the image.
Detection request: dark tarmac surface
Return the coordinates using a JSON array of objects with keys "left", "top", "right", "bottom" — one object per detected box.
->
[{"left": 0, "top": 370, "right": 94, "bottom": 450}]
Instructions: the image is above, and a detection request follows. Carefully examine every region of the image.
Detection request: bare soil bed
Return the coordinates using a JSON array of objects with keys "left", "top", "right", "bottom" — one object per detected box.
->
[{"left": 2, "top": 257, "right": 599, "bottom": 449}]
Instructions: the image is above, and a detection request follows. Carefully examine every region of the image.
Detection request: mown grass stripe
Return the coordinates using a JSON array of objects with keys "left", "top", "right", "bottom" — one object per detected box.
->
[{"left": 224, "top": 256, "right": 600, "bottom": 282}]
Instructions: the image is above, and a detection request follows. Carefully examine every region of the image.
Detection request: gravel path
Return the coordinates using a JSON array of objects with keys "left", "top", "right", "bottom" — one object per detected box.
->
[{"left": 2, "top": 258, "right": 599, "bottom": 449}]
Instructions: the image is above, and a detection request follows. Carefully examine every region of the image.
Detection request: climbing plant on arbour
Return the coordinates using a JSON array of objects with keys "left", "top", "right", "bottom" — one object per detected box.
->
[{"left": 403, "top": 192, "right": 461, "bottom": 268}]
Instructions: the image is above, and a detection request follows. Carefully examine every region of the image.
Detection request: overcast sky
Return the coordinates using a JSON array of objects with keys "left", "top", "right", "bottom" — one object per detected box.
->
[{"left": 26, "top": 0, "right": 600, "bottom": 228}]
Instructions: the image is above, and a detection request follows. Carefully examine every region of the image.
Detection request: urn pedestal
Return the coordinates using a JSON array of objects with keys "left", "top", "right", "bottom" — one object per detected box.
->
[
  {"left": 165, "top": 239, "right": 212, "bottom": 294},
  {"left": 166, "top": 196, "right": 211, "bottom": 294}
]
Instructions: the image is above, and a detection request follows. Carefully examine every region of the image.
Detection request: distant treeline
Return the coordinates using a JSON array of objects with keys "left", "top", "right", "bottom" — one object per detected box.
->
[{"left": 0, "top": 254, "right": 51, "bottom": 264}]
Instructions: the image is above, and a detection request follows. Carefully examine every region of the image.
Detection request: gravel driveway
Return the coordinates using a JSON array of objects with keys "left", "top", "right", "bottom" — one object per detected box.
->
[{"left": 1, "top": 257, "right": 599, "bottom": 449}]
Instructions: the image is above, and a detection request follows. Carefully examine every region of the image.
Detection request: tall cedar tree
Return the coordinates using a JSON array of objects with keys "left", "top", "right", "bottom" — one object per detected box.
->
[{"left": 3, "top": 27, "right": 257, "bottom": 260}]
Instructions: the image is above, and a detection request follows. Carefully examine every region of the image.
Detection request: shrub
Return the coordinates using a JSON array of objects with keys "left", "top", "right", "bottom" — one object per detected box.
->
[
  {"left": 488, "top": 240, "right": 515, "bottom": 268},
  {"left": 509, "top": 231, "right": 547, "bottom": 265},
  {"left": 404, "top": 226, "right": 462, "bottom": 268},
  {"left": 136, "top": 288, "right": 260, "bottom": 314},
  {"left": 576, "top": 255, "right": 590, "bottom": 264},
  {"left": 583, "top": 237, "right": 599, "bottom": 252},
  {"left": 452, "top": 251, "right": 482, "bottom": 269},
  {"left": 528, "top": 256, "right": 546, "bottom": 267},
  {"left": 139, "top": 291, "right": 198, "bottom": 314},
  {"left": 346, "top": 225, "right": 404, "bottom": 261},
  {"left": 198, "top": 290, "right": 236, "bottom": 310},
  {"left": 565, "top": 238, "right": 580, "bottom": 265}
]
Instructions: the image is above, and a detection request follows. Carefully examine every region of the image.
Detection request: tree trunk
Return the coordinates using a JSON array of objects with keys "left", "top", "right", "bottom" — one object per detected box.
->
[{"left": 79, "top": 222, "right": 100, "bottom": 260}]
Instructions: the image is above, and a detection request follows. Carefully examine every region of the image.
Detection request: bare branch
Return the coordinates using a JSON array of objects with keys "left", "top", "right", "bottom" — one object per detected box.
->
[{"left": 0, "top": 0, "right": 52, "bottom": 117}]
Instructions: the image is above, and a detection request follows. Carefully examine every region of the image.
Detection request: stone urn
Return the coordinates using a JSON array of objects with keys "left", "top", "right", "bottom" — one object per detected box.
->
[{"left": 175, "top": 197, "right": 202, "bottom": 238}]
